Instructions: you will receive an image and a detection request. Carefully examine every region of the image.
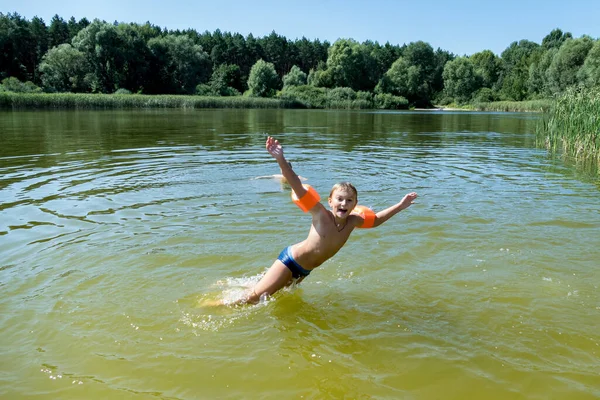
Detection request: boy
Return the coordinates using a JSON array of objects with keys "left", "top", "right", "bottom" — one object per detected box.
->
[{"left": 241, "top": 136, "right": 417, "bottom": 304}]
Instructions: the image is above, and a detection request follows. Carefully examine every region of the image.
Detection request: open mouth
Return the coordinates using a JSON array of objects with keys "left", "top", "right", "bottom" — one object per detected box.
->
[{"left": 338, "top": 208, "right": 348, "bottom": 216}]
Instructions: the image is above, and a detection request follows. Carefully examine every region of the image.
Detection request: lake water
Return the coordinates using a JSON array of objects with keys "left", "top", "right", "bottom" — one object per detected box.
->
[{"left": 1, "top": 109, "right": 599, "bottom": 399}]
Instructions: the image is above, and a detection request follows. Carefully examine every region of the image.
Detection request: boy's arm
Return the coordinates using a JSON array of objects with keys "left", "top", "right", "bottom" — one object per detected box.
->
[
  {"left": 265, "top": 136, "right": 306, "bottom": 197},
  {"left": 370, "top": 192, "right": 418, "bottom": 227}
]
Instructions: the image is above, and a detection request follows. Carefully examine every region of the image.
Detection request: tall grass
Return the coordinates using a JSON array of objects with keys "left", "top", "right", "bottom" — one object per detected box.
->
[
  {"left": 536, "top": 87, "right": 600, "bottom": 171},
  {"left": 472, "top": 99, "right": 552, "bottom": 112},
  {"left": 0, "top": 92, "right": 303, "bottom": 109}
]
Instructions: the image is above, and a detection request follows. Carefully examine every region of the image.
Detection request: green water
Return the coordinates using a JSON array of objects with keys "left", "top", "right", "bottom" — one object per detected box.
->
[{"left": 1, "top": 109, "right": 599, "bottom": 399}]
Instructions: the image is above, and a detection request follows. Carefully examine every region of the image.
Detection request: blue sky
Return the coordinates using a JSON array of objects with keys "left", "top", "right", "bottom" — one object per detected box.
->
[{"left": 5, "top": 0, "right": 600, "bottom": 56}]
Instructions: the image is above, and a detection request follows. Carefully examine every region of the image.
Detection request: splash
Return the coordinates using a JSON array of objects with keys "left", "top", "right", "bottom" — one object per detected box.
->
[{"left": 179, "top": 272, "right": 276, "bottom": 332}]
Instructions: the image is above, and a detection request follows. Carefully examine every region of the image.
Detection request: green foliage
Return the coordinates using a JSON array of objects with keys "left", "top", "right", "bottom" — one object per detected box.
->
[
  {"left": 470, "top": 50, "right": 501, "bottom": 89},
  {"left": 542, "top": 28, "right": 573, "bottom": 50},
  {"left": 577, "top": 40, "right": 600, "bottom": 87},
  {"left": 307, "top": 62, "right": 333, "bottom": 88},
  {"left": 283, "top": 65, "right": 307, "bottom": 88},
  {"left": 374, "top": 93, "right": 409, "bottom": 109},
  {"left": 325, "top": 39, "right": 378, "bottom": 91},
  {"left": 1, "top": 14, "right": 598, "bottom": 108},
  {"left": 278, "top": 85, "right": 327, "bottom": 108},
  {"left": 375, "top": 41, "right": 438, "bottom": 107},
  {"left": 499, "top": 40, "right": 540, "bottom": 101},
  {"left": 528, "top": 48, "right": 557, "bottom": 97},
  {"left": 472, "top": 87, "right": 498, "bottom": 103},
  {"left": 71, "top": 20, "right": 127, "bottom": 93},
  {"left": 536, "top": 87, "right": 600, "bottom": 169},
  {"left": 546, "top": 37, "right": 594, "bottom": 93},
  {"left": 326, "top": 87, "right": 356, "bottom": 109},
  {"left": 114, "top": 88, "right": 132, "bottom": 94},
  {"left": 0, "top": 13, "right": 42, "bottom": 83},
  {"left": 147, "top": 34, "right": 211, "bottom": 94},
  {"left": 327, "top": 87, "right": 356, "bottom": 101},
  {"left": 195, "top": 83, "right": 216, "bottom": 96},
  {"left": 375, "top": 57, "right": 420, "bottom": 98},
  {"left": 432, "top": 48, "right": 455, "bottom": 94},
  {"left": 401, "top": 41, "right": 437, "bottom": 106},
  {"left": 356, "top": 91, "right": 373, "bottom": 102},
  {"left": 277, "top": 85, "right": 372, "bottom": 109},
  {"left": 48, "top": 15, "right": 70, "bottom": 48},
  {"left": 39, "top": 43, "right": 93, "bottom": 92},
  {"left": 442, "top": 57, "right": 480, "bottom": 104},
  {"left": 247, "top": 59, "right": 280, "bottom": 97},
  {"left": 205, "top": 64, "right": 243, "bottom": 96},
  {"left": 1, "top": 77, "right": 42, "bottom": 93},
  {"left": 369, "top": 41, "right": 403, "bottom": 82}
]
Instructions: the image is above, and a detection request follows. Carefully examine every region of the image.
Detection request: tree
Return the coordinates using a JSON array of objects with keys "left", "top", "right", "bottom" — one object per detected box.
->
[
  {"left": 402, "top": 41, "right": 437, "bottom": 105},
  {"left": 147, "top": 34, "right": 211, "bottom": 94},
  {"left": 375, "top": 41, "right": 438, "bottom": 106},
  {"left": 369, "top": 41, "right": 403, "bottom": 81},
  {"left": 259, "top": 31, "right": 290, "bottom": 76},
  {"left": 283, "top": 65, "right": 307, "bottom": 88},
  {"left": 546, "top": 37, "right": 594, "bottom": 93},
  {"left": 442, "top": 57, "right": 480, "bottom": 103},
  {"left": 325, "top": 39, "right": 378, "bottom": 91},
  {"left": 577, "top": 40, "right": 600, "bottom": 87},
  {"left": 542, "top": 28, "right": 573, "bottom": 50},
  {"left": 207, "top": 63, "right": 242, "bottom": 95},
  {"left": 528, "top": 48, "right": 557, "bottom": 97},
  {"left": 432, "top": 48, "right": 455, "bottom": 94},
  {"left": 115, "top": 23, "right": 155, "bottom": 92},
  {"left": 48, "top": 14, "right": 69, "bottom": 48},
  {"left": 247, "top": 59, "right": 280, "bottom": 97},
  {"left": 470, "top": 50, "right": 501, "bottom": 89},
  {"left": 0, "top": 13, "right": 39, "bottom": 82},
  {"left": 39, "top": 43, "right": 92, "bottom": 92},
  {"left": 72, "top": 20, "right": 120, "bottom": 92},
  {"left": 295, "top": 37, "right": 329, "bottom": 76},
  {"left": 29, "top": 16, "right": 49, "bottom": 83},
  {"left": 67, "top": 16, "right": 89, "bottom": 39},
  {"left": 1, "top": 76, "right": 42, "bottom": 92},
  {"left": 499, "top": 40, "right": 540, "bottom": 100},
  {"left": 375, "top": 57, "right": 421, "bottom": 101},
  {"left": 307, "top": 61, "right": 333, "bottom": 88}
]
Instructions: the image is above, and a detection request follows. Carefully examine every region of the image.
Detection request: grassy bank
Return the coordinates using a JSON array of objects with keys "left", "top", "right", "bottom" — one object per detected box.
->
[
  {"left": 536, "top": 87, "right": 600, "bottom": 171},
  {"left": 0, "top": 92, "right": 303, "bottom": 109}
]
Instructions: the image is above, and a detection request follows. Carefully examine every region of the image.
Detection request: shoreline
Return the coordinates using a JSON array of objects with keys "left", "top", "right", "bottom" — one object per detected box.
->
[{"left": 0, "top": 92, "right": 551, "bottom": 113}]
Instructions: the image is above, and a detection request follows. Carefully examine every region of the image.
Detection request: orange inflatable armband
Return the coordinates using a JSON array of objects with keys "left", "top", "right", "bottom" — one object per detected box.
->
[
  {"left": 352, "top": 205, "right": 376, "bottom": 228},
  {"left": 291, "top": 184, "right": 321, "bottom": 212}
]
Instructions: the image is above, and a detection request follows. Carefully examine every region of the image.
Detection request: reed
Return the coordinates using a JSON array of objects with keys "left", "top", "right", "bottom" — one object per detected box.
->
[
  {"left": 0, "top": 92, "right": 303, "bottom": 109},
  {"left": 472, "top": 99, "right": 552, "bottom": 112},
  {"left": 536, "top": 87, "right": 600, "bottom": 171}
]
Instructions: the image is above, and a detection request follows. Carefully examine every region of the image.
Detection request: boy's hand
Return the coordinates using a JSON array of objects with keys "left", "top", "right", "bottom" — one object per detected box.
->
[
  {"left": 266, "top": 136, "right": 284, "bottom": 160},
  {"left": 400, "top": 192, "right": 418, "bottom": 210}
]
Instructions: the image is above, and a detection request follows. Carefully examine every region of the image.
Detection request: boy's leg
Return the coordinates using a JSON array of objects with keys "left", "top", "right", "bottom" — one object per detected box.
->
[{"left": 246, "top": 260, "right": 293, "bottom": 303}]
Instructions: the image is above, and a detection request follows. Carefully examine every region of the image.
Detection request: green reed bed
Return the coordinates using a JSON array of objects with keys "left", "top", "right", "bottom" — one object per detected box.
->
[
  {"left": 0, "top": 92, "right": 302, "bottom": 109},
  {"left": 536, "top": 87, "right": 600, "bottom": 171},
  {"left": 473, "top": 99, "right": 552, "bottom": 112}
]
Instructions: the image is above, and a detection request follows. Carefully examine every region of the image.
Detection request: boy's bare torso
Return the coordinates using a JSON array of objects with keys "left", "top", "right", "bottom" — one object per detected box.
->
[{"left": 291, "top": 208, "right": 362, "bottom": 270}]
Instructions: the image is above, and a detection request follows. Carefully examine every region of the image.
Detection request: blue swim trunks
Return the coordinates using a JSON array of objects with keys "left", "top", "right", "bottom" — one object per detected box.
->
[{"left": 278, "top": 246, "right": 311, "bottom": 279}]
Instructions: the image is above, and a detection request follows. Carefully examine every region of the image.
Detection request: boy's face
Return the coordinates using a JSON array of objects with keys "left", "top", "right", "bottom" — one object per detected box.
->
[{"left": 328, "top": 188, "right": 357, "bottom": 219}]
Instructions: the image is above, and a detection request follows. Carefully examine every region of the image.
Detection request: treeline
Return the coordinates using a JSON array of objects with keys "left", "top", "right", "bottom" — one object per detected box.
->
[{"left": 1, "top": 12, "right": 599, "bottom": 109}]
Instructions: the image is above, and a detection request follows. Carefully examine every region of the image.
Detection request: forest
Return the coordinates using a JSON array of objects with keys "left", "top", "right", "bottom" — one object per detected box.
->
[{"left": 1, "top": 12, "right": 599, "bottom": 109}]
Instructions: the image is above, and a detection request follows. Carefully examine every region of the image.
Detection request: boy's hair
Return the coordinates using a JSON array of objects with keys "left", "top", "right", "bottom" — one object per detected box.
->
[{"left": 329, "top": 182, "right": 358, "bottom": 200}]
